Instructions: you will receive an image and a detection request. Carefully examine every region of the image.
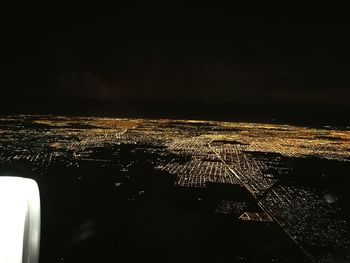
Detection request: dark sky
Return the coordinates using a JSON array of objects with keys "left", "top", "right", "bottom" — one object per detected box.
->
[{"left": 1, "top": 5, "right": 349, "bottom": 125}]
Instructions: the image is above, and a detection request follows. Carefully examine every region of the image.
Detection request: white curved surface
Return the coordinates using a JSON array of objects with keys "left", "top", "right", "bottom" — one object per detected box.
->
[{"left": 0, "top": 177, "right": 40, "bottom": 263}]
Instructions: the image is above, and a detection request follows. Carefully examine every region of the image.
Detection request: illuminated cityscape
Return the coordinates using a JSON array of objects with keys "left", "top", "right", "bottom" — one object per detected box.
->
[{"left": 0, "top": 115, "right": 349, "bottom": 262}]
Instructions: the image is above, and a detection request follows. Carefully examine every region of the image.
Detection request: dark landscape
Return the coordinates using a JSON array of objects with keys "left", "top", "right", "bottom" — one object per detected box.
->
[{"left": 1, "top": 6, "right": 350, "bottom": 263}]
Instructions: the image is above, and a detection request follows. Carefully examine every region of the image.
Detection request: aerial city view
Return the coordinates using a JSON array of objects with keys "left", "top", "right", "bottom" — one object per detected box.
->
[
  {"left": 1, "top": 5, "right": 350, "bottom": 263},
  {"left": 0, "top": 115, "right": 349, "bottom": 262}
]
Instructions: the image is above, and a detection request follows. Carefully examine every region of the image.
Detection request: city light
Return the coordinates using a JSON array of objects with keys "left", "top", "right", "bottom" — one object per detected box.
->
[{"left": 0, "top": 115, "right": 349, "bottom": 261}]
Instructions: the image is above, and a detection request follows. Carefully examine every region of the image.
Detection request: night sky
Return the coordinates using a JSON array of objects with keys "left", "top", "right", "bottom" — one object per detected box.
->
[{"left": 1, "top": 5, "right": 349, "bottom": 125}]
